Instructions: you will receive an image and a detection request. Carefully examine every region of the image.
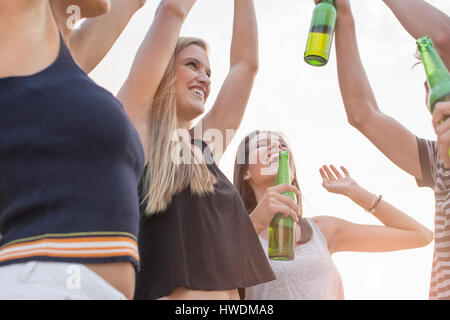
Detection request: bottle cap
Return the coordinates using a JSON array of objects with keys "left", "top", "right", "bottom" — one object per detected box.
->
[{"left": 417, "top": 36, "right": 433, "bottom": 48}]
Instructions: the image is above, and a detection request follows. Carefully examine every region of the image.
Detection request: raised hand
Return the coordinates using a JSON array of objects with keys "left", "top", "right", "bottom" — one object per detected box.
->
[
  {"left": 320, "top": 165, "right": 357, "bottom": 196},
  {"left": 313, "top": 0, "right": 352, "bottom": 16}
]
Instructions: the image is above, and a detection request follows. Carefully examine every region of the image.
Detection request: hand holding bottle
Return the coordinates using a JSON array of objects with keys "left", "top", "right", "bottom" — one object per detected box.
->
[
  {"left": 432, "top": 101, "right": 450, "bottom": 168},
  {"left": 313, "top": 0, "right": 352, "bottom": 16},
  {"left": 417, "top": 36, "right": 450, "bottom": 166},
  {"left": 249, "top": 184, "right": 300, "bottom": 235}
]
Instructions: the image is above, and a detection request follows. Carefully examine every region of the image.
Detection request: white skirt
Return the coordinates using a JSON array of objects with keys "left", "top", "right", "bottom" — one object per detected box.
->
[{"left": 0, "top": 261, "right": 127, "bottom": 300}]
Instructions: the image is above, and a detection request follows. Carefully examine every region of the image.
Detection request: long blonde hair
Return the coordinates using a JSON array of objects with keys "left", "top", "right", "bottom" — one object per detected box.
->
[{"left": 142, "top": 37, "right": 217, "bottom": 215}]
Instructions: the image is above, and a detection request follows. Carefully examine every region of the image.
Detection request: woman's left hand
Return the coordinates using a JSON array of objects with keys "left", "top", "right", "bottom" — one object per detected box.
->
[
  {"left": 432, "top": 101, "right": 450, "bottom": 168},
  {"left": 320, "top": 165, "right": 357, "bottom": 196}
]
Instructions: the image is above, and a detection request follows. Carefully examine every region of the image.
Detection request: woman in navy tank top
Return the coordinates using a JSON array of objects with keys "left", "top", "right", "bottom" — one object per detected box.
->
[{"left": 0, "top": 0, "right": 145, "bottom": 300}]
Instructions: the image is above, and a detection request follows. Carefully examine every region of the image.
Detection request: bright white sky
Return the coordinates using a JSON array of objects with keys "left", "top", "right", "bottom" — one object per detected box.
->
[{"left": 90, "top": 0, "right": 450, "bottom": 299}]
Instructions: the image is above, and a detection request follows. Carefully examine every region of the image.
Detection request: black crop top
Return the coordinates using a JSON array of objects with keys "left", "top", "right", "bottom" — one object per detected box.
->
[
  {"left": 0, "top": 35, "right": 145, "bottom": 269},
  {"left": 134, "top": 140, "right": 275, "bottom": 299}
]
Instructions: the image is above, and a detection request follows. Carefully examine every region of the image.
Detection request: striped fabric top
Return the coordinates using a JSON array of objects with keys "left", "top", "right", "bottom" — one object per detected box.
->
[{"left": 416, "top": 137, "right": 450, "bottom": 300}]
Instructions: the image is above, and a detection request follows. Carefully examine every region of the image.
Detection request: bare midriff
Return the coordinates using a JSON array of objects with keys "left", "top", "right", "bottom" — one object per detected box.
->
[
  {"left": 158, "top": 287, "right": 240, "bottom": 300},
  {"left": 84, "top": 262, "right": 135, "bottom": 300}
]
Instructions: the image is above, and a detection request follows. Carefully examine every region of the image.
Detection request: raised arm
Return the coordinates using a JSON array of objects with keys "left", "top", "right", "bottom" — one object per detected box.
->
[
  {"left": 333, "top": 0, "right": 422, "bottom": 179},
  {"left": 70, "top": 0, "right": 147, "bottom": 74},
  {"left": 315, "top": 165, "right": 433, "bottom": 253},
  {"left": 50, "top": 0, "right": 146, "bottom": 74},
  {"left": 193, "top": 0, "right": 259, "bottom": 161},
  {"left": 382, "top": 0, "right": 450, "bottom": 67},
  {"left": 117, "top": 0, "right": 197, "bottom": 146}
]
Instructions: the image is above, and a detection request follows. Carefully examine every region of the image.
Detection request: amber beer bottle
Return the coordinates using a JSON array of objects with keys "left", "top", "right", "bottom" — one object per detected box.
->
[
  {"left": 268, "top": 151, "right": 296, "bottom": 261},
  {"left": 304, "top": 0, "right": 337, "bottom": 67},
  {"left": 417, "top": 36, "right": 450, "bottom": 156}
]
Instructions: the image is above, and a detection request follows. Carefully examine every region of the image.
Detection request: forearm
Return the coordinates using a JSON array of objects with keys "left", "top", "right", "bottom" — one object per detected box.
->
[
  {"left": 230, "top": 0, "right": 258, "bottom": 71},
  {"left": 335, "top": 13, "right": 380, "bottom": 126},
  {"left": 70, "top": 0, "right": 146, "bottom": 74},
  {"left": 346, "top": 184, "right": 429, "bottom": 233},
  {"left": 383, "top": 0, "right": 450, "bottom": 65},
  {"left": 118, "top": 0, "right": 196, "bottom": 114},
  {"left": 250, "top": 214, "right": 264, "bottom": 235}
]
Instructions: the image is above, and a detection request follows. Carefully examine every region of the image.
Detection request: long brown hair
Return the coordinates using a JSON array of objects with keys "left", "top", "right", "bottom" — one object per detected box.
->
[
  {"left": 142, "top": 37, "right": 217, "bottom": 215},
  {"left": 233, "top": 130, "right": 312, "bottom": 244}
]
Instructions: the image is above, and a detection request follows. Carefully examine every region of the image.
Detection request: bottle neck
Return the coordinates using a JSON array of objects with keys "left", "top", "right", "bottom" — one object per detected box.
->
[
  {"left": 319, "top": 0, "right": 335, "bottom": 5},
  {"left": 420, "top": 45, "right": 450, "bottom": 89},
  {"left": 276, "top": 157, "right": 290, "bottom": 185}
]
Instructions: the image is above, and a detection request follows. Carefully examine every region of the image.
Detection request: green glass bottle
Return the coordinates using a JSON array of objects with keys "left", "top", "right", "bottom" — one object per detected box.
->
[
  {"left": 417, "top": 36, "right": 450, "bottom": 112},
  {"left": 304, "top": 0, "right": 337, "bottom": 67},
  {"left": 417, "top": 36, "right": 450, "bottom": 157},
  {"left": 268, "top": 151, "right": 296, "bottom": 261}
]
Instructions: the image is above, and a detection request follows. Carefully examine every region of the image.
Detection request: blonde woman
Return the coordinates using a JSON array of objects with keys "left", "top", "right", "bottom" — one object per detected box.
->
[{"left": 116, "top": 0, "right": 276, "bottom": 299}]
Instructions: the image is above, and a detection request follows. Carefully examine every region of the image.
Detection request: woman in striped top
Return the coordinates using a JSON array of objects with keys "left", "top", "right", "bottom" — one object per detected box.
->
[{"left": 331, "top": 0, "right": 450, "bottom": 299}]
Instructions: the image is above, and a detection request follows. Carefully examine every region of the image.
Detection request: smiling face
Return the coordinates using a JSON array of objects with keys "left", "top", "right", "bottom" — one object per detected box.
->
[
  {"left": 244, "top": 132, "right": 296, "bottom": 188},
  {"left": 174, "top": 44, "right": 212, "bottom": 123}
]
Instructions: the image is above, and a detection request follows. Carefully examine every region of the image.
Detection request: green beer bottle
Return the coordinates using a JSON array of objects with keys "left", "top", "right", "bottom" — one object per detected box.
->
[
  {"left": 268, "top": 151, "right": 296, "bottom": 261},
  {"left": 417, "top": 36, "right": 450, "bottom": 157},
  {"left": 304, "top": 0, "right": 337, "bottom": 67}
]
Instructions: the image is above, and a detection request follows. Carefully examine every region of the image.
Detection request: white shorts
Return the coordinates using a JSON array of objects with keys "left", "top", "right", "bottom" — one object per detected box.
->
[{"left": 0, "top": 261, "right": 127, "bottom": 300}]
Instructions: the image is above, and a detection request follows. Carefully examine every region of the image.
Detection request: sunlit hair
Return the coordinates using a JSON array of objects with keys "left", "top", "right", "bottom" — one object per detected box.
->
[
  {"left": 233, "top": 130, "right": 312, "bottom": 244},
  {"left": 142, "top": 37, "right": 217, "bottom": 215}
]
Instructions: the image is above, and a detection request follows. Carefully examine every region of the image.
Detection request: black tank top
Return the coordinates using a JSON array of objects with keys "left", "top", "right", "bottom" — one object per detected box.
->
[{"left": 134, "top": 140, "right": 275, "bottom": 299}]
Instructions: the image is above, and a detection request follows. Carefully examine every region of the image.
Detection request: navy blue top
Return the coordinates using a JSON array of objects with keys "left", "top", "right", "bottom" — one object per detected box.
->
[
  {"left": 0, "top": 35, "right": 145, "bottom": 269},
  {"left": 134, "top": 140, "right": 275, "bottom": 299}
]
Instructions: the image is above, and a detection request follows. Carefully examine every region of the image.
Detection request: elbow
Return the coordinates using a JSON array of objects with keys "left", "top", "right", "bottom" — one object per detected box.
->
[
  {"left": 136, "top": 0, "right": 147, "bottom": 9},
  {"left": 158, "top": 0, "right": 191, "bottom": 20},
  {"left": 80, "top": 0, "right": 111, "bottom": 18},
  {"left": 344, "top": 102, "right": 378, "bottom": 131},
  {"left": 233, "top": 60, "right": 259, "bottom": 78},
  {"left": 94, "top": 0, "right": 111, "bottom": 17},
  {"left": 422, "top": 229, "right": 434, "bottom": 246},
  {"left": 415, "top": 228, "right": 434, "bottom": 247},
  {"left": 347, "top": 111, "right": 369, "bottom": 130},
  {"left": 101, "top": 0, "right": 111, "bottom": 14},
  {"left": 434, "top": 32, "right": 450, "bottom": 60},
  {"left": 246, "top": 61, "right": 259, "bottom": 77},
  {"left": 347, "top": 114, "right": 363, "bottom": 129}
]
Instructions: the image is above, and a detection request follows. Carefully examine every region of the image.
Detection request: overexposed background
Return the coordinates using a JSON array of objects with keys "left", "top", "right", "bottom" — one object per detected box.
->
[{"left": 90, "top": 0, "right": 450, "bottom": 299}]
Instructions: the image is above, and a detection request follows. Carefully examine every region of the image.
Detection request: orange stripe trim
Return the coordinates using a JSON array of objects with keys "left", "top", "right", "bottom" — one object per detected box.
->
[
  {"left": 1, "top": 246, "right": 137, "bottom": 257},
  {"left": 0, "top": 236, "right": 139, "bottom": 263},
  {"left": 0, "top": 249, "right": 140, "bottom": 263},
  {"left": 1, "top": 236, "right": 137, "bottom": 251}
]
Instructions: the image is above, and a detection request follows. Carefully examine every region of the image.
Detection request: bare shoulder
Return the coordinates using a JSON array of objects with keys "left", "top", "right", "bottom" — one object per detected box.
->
[
  {"left": 311, "top": 215, "right": 341, "bottom": 253},
  {"left": 311, "top": 215, "right": 339, "bottom": 231}
]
